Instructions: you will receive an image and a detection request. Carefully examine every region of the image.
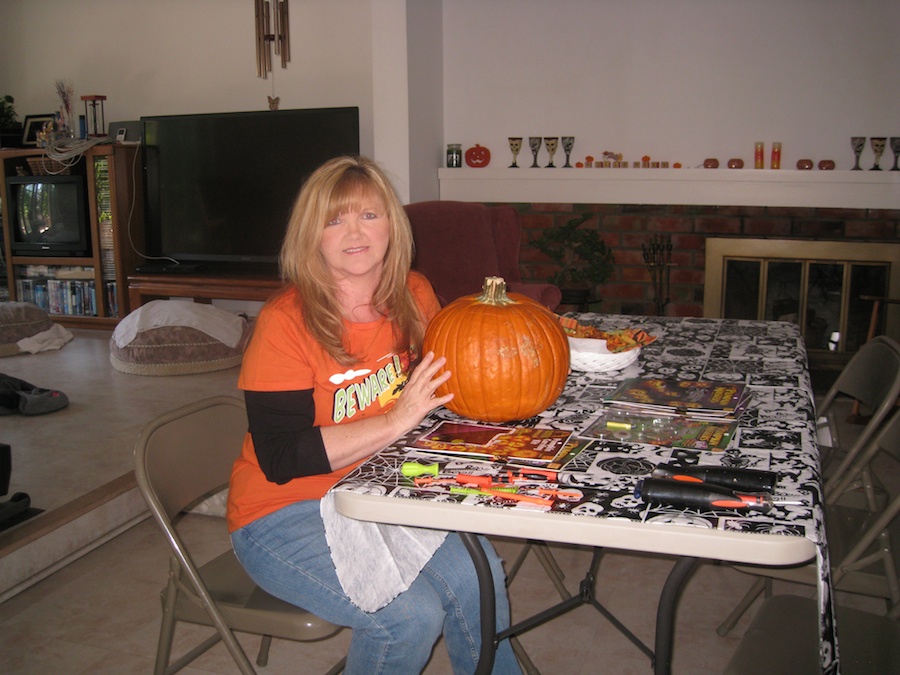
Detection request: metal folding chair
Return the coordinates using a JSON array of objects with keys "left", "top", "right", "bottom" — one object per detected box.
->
[
  {"left": 717, "top": 409, "right": 900, "bottom": 637},
  {"left": 134, "top": 395, "right": 345, "bottom": 675},
  {"left": 817, "top": 336, "right": 900, "bottom": 501}
]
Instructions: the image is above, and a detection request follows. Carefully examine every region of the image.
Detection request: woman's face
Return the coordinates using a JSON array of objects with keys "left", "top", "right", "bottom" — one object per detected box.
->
[{"left": 319, "top": 191, "right": 391, "bottom": 284}]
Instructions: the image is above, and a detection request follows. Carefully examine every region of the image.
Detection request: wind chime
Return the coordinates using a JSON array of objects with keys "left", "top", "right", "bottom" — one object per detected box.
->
[
  {"left": 642, "top": 233, "right": 673, "bottom": 316},
  {"left": 255, "top": 0, "right": 291, "bottom": 111}
]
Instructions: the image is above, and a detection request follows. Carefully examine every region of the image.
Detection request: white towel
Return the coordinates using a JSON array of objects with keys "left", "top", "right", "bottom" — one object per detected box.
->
[
  {"left": 16, "top": 323, "right": 74, "bottom": 354},
  {"left": 320, "top": 490, "right": 448, "bottom": 612},
  {"left": 113, "top": 299, "right": 245, "bottom": 349}
]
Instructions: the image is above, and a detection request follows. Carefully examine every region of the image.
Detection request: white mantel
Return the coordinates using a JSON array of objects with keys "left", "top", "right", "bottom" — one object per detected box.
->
[{"left": 438, "top": 168, "right": 900, "bottom": 210}]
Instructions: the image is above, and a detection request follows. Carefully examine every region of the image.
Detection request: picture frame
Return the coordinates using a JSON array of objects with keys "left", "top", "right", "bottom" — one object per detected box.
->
[{"left": 22, "top": 114, "right": 54, "bottom": 146}]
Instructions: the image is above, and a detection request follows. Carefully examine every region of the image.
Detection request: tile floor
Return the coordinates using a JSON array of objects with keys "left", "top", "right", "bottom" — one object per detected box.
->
[
  {"left": 0, "top": 328, "right": 890, "bottom": 673},
  {"left": 1, "top": 329, "right": 241, "bottom": 515},
  {"left": 0, "top": 512, "right": 796, "bottom": 674}
]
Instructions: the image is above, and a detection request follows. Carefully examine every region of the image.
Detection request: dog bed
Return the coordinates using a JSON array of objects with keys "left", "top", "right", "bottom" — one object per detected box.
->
[
  {"left": 109, "top": 300, "right": 252, "bottom": 376},
  {"left": 0, "top": 302, "right": 72, "bottom": 357}
]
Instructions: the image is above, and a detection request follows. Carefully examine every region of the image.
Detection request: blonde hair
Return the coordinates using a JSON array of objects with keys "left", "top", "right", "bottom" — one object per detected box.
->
[{"left": 279, "top": 155, "right": 424, "bottom": 365}]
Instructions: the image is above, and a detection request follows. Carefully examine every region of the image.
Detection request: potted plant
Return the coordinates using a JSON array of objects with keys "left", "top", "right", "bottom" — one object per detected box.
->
[
  {"left": 0, "top": 95, "right": 24, "bottom": 148},
  {"left": 533, "top": 213, "right": 615, "bottom": 306}
]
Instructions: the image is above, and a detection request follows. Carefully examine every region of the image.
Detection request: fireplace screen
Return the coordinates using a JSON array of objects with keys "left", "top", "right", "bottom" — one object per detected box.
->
[
  {"left": 723, "top": 258, "right": 887, "bottom": 352},
  {"left": 706, "top": 239, "right": 900, "bottom": 354}
]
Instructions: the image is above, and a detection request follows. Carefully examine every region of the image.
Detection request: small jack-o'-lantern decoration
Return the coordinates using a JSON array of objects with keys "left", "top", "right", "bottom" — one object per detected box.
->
[{"left": 465, "top": 144, "right": 491, "bottom": 168}]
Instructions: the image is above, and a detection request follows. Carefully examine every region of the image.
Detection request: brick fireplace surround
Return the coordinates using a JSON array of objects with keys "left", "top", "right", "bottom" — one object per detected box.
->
[{"left": 507, "top": 202, "right": 900, "bottom": 318}]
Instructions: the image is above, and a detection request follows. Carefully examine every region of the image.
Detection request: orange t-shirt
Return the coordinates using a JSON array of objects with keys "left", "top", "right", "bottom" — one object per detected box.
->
[{"left": 226, "top": 271, "right": 441, "bottom": 532}]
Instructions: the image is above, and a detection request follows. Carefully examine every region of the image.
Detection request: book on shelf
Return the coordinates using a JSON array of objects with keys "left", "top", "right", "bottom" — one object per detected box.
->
[
  {"left": 17, "top": 277, "right": 97, "bottom": 316},
  {"left": 409, "top": 420, "right": 574, "bottom": 465},
  {"left": 105, "top": 281, "right": 118, "bottom": 318},
  {"left": 586, "top": 408, "right": 737, "bottom": 452},
  {"left": 604, "top": 378, "right": 750, "bottom": 421}
]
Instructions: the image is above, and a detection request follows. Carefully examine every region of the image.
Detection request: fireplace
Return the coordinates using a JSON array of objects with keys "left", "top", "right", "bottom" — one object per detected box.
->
[
  {"left": 433, "top": 170, "right": 900, "bottom": 364},
  {"left": 704, "top": 238, "right": 900, "bottom": 359}
]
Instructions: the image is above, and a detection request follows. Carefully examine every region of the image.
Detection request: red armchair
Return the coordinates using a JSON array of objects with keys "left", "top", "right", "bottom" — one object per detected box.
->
[{"left": 404, "top": 200, "right": 561, "bottom": 311}]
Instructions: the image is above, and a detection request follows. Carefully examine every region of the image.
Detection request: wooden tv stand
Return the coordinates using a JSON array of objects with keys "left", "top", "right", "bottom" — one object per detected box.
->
[{"left": 127, "top": 273, "right": 284, "bottom": 309}]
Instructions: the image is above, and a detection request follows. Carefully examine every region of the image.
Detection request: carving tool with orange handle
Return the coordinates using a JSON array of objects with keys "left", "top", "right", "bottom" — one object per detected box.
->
[
  {"left": 635, "top": 478, "right": 774, "bottom": 511},
  {"left": 651, "top": 463, "right": 778, "bottom": 492}
]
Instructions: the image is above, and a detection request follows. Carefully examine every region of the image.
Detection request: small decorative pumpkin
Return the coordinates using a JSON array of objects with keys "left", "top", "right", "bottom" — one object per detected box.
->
[
  {"left": 423, "top": 276, "right": 570, "bottom": 422},
  {"left": 465, "top": 144, "right": 491, "bottom": 168}
]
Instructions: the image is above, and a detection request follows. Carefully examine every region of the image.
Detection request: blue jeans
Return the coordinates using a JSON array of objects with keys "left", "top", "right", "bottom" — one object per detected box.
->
[{"left": 231, "top": 500, "right": 521, "bottom": 675}]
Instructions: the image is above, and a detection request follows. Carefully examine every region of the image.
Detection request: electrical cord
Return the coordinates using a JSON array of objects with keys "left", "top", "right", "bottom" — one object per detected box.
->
[
  {"left": 38, "top": 136, "right": 109, "bottom": 175},
  {"left": 43, "top": 137, "right": 178, "bottom": 267},
  {"left": 125, "top": 145, "right": 178, "bottom": 267}
]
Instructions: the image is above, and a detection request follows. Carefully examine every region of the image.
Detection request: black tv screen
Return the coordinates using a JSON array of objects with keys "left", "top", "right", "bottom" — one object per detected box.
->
[
  {"left": 6, "top": 174, "right": 90, "bottom": 257},
  {"left": 141, "top": 107, "right": 360, "bottom": 272}
]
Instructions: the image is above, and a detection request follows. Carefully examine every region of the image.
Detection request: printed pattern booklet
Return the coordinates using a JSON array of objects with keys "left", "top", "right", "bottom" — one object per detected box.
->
[
  {"left": 409, "top": 420, "right": 574, "bottom": 465},
  {"left": 603, "top": 378, "right": 750, "bottom": 421}
]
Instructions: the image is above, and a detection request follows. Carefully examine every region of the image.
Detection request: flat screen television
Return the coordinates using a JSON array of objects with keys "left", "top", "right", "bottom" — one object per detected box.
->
[
  {"left": 141, "top": 106, "right": 360, "bottom": 273},
  {"left": 5, "top": 174, "right": 91, "bottom": 257}
]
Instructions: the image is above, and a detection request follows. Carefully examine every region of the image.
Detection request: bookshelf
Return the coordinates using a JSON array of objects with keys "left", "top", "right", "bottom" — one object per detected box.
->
[{"left": 0, "top": 144, "right": 144, "bottom": 328}]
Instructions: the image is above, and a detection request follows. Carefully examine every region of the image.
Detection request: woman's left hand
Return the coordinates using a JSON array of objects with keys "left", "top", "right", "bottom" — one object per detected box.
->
[{"left": 387, "top": 351, "right": 454, "bottom": 437}]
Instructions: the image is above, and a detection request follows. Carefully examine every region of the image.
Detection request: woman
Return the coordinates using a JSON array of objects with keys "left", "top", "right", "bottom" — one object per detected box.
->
[{"left": 227, "top": 156, "right": 520, "bottom": 674}]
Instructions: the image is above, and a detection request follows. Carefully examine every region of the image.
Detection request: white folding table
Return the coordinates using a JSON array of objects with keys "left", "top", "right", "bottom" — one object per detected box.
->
[{"left": 331, "top": 315, "right": 835, "bottom": 674}]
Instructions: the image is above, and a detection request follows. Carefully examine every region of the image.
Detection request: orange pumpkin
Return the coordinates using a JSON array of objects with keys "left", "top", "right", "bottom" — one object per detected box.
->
[{"left": 423, "top": 276, "right": 570, "bottom": 422}]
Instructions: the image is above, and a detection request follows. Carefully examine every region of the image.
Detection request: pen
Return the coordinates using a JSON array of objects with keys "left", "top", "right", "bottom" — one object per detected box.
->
[
  {"left": 413, "top": 476, "right": 456, "bottom": 487},
  {"left": 450, "top": 486, "right": 550, "bottom": 505},
  {"left": 538, "top": 488, "right": 582, "bottom": 500},
  {"left": 482, "top": 488, "right": 553, "bottom": 505},
  {"left": 456, "top": 474, "right": 500, "bottom": 488},
  {"left": 449, "top": 485, "right": 523, "bottom": 496},
  {"left": 505, "top": 468, "right": 558, "bottom": 482}
]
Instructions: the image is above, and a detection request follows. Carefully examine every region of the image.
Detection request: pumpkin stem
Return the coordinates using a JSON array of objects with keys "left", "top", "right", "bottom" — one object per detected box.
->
[{"left": 478, "top": 276, "right": 516, "bottom": 305}]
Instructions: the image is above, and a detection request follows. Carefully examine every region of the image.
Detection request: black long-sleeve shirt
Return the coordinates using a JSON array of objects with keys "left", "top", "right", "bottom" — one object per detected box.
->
[{"left": 244, "top": 389, "right": 332, "bottom": 484}]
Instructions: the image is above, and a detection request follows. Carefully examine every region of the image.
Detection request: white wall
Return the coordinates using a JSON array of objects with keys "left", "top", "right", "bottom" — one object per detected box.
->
[
  {"left": 2, "top": 0, "right": 897, "bottom": 193},
  {"left": 371, "top": 0, "right": 412, "bottom": 199},
  {"left": 0, "top": 0, "right": 377, "bottom": 154},
  {"left": 406, "top": 0, "right": 444, "bottom": 202},
  {"left": 442, "top": 0, "right": 900, "bottom": 171}
]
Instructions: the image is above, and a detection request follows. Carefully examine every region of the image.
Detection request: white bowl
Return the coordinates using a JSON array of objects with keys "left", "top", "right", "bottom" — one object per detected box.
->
[{"left": 568, "top": 336, "right": 640, "bottom": 372}]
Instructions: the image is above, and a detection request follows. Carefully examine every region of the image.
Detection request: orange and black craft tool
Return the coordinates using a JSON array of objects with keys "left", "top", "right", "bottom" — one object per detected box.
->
[
  {"left": 635, "top": 478, "right": 773, "bottom": 511},
  {"left": 651, "top": 463, "right": 778, "bottom": 493}
]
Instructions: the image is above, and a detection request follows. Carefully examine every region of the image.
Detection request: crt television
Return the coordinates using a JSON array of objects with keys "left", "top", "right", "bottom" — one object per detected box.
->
[
  {"left": 5, "top": 174, "right": 91, "bottom": 257},
  {"left": 141, "top": 106, "right": 360, "bottom": 272}
]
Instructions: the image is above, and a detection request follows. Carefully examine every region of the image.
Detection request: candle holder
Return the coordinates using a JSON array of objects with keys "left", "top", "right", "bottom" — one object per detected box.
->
[
  {"left": 850, "top": 136, "right": 866, "bottom": 171},
  {"left": 870, "top": 137, "right": 886, "bottom": 170},
  {"left": 528, "top": 137, "right": 542, "bottom": 168},
  {"left": 544, "top": 137, "right": 559, "bottom": 168},
  {"left": 81, "top": 95, "right": 107, "bottom": 138},
  {"left": 642, "top": 233, "right": 673, "bottom": 316},
  {"left": 890, "top": 137, "right": 900, "bottom": 171},
  {"left": 508, "top": 137, "right": 523, "bottom": 168},
  {"left": 562, "top": 136, "right": 575, "bottom": 167}
]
